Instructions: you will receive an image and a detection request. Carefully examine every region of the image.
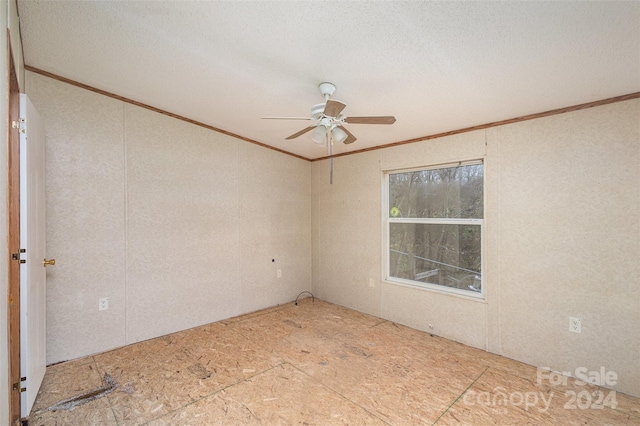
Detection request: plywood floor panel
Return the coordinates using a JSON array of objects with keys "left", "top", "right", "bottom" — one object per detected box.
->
[
  {"left": 29, "top": 357, "right": 104, "bottom": 413},
  {"left": 28, "top": 397, "right": 117, "bottom": 425},
  {"left": 149, "top": 363, "right": 386, "bottom": 425},
  {"left": 27, "top": 299, "right": 640, "bottom": 425}
]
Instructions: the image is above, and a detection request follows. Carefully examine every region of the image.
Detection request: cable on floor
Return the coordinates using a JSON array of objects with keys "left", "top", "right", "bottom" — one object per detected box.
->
[{"left": 295, "top": 291, "right": 315, "bottom": 305}]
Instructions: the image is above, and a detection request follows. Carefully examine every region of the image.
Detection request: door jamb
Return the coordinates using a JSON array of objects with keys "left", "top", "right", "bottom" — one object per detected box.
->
[{"left": 7, "top": 29, "right": 22, "bottom": 424}]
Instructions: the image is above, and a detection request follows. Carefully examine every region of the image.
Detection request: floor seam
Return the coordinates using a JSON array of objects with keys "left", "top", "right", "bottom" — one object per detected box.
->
[
  {"left": 93, "top": 355, "right": 121, "bottom": 426},
  {"left": 222, "top": 300, "right": 313, "bottom": 325},
  {"left": 285, "top": 361, "right": 392, "bottom": 425},
  {"left": 140, "top": 362, "right": 287, "bottom": 425},
  {"left": 369, "top": 319, "right": 388, "bottom": 328},
  {"left": 431, "top": 365, "right": 490, "bottom": 425}
]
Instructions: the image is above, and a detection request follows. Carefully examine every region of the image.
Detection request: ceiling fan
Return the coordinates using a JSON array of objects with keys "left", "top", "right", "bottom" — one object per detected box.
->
[{"left": 262, "top": 82, "right": 396, "bottom": 183}]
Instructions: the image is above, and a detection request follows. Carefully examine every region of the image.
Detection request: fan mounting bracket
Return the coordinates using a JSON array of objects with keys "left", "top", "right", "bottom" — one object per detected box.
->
[{"left": 318, "top": 82, "right": 336, "bottom": 100}]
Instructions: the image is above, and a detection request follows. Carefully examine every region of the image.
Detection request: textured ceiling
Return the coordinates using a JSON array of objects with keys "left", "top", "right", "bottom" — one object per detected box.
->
[{"left": 17, "top": 1, "right": 640, "bottom": 160}]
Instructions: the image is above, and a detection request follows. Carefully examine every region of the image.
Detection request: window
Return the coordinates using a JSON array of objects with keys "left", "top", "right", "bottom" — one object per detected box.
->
[{"left": 385, "top": 162, "right": 484, "bottom": 297}]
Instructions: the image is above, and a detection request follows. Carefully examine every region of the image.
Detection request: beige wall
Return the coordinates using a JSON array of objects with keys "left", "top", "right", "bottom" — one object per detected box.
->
[
  {"left": 25, "top": 71, "right": 312, "bottom": 364},
  {"left": 312, "top": 99, "right": 640, "bottom": 397}
]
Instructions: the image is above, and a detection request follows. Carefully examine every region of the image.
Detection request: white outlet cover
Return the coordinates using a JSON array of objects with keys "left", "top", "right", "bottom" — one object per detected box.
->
[
  {"left": 569, "top": 317, "right": 581, "bottom": 333},
  {"left": 99, "top": 297, "right": 109, "bottom": 311}
]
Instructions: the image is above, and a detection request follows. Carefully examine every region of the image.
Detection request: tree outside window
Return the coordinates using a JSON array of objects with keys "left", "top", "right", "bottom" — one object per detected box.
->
[{"left": 387, "top": 162, "right": 484, "bottom": 297}]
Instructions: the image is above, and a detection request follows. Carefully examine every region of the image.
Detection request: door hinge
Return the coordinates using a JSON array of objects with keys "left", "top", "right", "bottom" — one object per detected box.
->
[
  {"left": 13, "top": 118, "right": 26, "bottom": 133},
  {"left": 12, "top": 383, "right": 26, "bottom": 392},
  {"left": 15, "top": 249, "right": 26, "bottom": 263},
  {"left": 11, "top": 252, "right": 26, "bottom": 263},
  {"left": 13, "top": 376, "right": 26, "bottom": 392}
]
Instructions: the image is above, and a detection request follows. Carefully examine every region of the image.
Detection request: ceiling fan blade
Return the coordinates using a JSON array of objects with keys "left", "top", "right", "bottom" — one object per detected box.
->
[
  {"left": 285, "top": 125, "right": 316, "bottom": 140},
  {"left": 323, "top": 100, "right": 346, "bottom": 117},
  {"left": 344, "top": 116, "right": 396, "bottom": 125},
  {"left": 262, "top": 117, "right": 313, "bottom": 120},
  {"left": 341, "top": 126, "right": 357, "bottom": 144}
]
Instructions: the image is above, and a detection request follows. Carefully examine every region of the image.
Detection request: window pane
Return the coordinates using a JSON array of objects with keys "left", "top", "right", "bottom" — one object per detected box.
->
[
  {"left": 389, "top": 223, "right": 481, "bottom": 292},
  {"left": 388, "top": 164, "right": 483, "bottom": 219}
]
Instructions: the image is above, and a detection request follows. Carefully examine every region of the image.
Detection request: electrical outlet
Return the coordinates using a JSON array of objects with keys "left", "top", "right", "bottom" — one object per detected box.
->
[
  {"left": 99, "top": 297, "right": 109, "bottom": 311},
  {"left": 569, "top": 317, "right": 581, "bottom": 333},
  {"left": 277, "top": 269, "right": 282, "bottom": 278},
  {"left": 369, "top": 278, "right": 375, "bottom": 288}
]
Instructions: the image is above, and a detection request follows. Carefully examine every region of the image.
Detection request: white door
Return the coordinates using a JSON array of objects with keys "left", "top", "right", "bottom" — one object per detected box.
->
[{"left": 19, "top": 94, "right": 49, "bottom": 417}]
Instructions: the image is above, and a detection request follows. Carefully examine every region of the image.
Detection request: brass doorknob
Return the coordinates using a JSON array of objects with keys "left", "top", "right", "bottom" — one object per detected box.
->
[{"left": 43, "top": 259, "right": 56, "bottom": 267}]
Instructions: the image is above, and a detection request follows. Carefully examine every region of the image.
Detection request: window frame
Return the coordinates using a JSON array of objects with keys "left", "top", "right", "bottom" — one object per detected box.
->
[{"left": 383, "top": 160, "right": 485, "bottom": 300}]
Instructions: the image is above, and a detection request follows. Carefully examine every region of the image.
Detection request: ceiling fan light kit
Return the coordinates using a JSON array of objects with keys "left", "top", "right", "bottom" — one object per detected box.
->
[
  {"left": 262, "top": 82, "right": 396, "bottom": 183},
  {"left": 331, "top": 126, "right": 348, "bottom": 144},
  {"left": 312, "top": 125, "right": 326, "bottom": 144}
]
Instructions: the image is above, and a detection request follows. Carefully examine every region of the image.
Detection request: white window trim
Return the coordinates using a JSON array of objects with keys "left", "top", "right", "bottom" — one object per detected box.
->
[{"left": 382, "top": 161, "right": 485, "bottom": 300}]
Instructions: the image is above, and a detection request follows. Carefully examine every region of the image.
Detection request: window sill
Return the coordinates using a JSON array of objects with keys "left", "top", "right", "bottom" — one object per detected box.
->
[{"left": 382, "top": 278, "right": 486, "bottom": 302}]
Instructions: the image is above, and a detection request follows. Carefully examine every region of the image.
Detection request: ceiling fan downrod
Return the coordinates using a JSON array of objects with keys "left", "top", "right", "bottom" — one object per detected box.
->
[{"left": 328, "top": 126, "right": 334, "bottom": 185}]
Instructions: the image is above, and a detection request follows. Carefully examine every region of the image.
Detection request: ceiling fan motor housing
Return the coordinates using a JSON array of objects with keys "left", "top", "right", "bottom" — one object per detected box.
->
[{"left": 311, "top": 103, "right": 326, "bottom": 119}]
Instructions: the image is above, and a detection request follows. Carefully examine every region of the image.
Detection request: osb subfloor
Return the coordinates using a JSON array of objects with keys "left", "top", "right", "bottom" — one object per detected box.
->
[{"left": 28, "top": 299, "right": 640, "bottom": 425}]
